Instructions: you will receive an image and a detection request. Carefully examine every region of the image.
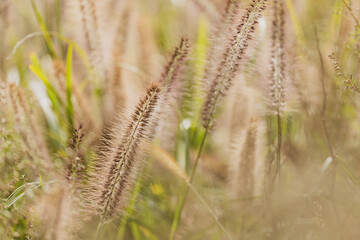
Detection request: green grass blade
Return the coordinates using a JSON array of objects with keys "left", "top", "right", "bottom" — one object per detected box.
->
[
  {"left": 130, "top": 222, "right": 141, "bottom": 240},
  {"left": 30, "top": 0, "right": 56, "bottom": 58},
  {"left": 29, "top": 52, "right": 65, "bottom": 135},
  {"left": 29, "top": 53, "right": 63, "bottom": 110},
  {"left": 65, "top": 44, "right": 74, "bottom": 137}
]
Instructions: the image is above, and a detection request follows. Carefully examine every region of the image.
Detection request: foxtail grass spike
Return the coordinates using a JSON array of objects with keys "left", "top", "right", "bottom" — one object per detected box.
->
[
  {"left": 270, "top": 0, "right": 286, "bottom": 115},
  {"left": 66, "top": 124, "right": 85, "bottom": 184},
  {"left": 202, "top": 0, "right": 267, "bottom": 128},
  {"left": 230, "top": 118, "right": 264, "bottom": 199},
  {"left": 161, "top": 38, "right": 190, "bottom": 88},
  {"left": 269, "top": 0, "right": 286, "bottom": 184},
  {"left": 89, "top": 82, "right": 162, "bottom": 227}
]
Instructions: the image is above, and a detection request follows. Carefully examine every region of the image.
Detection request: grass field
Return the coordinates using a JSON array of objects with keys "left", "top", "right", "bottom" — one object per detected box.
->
[{"left": 1, "top": 0, "right": 360, "bottom": 239}]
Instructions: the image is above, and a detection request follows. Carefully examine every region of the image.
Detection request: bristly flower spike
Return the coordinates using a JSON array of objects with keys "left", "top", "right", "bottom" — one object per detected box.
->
[
  {"left": 161, "top": 38, "right": 190, "bottom": 88},
  {"left": 269, "top": 0, "right": 286, "bottom": 115},
  {"left": 202, "top": 0, "right": 267, "bottom": 129},
  {"left": 89, "top": 82, "right": 162, "bottom": 230}
]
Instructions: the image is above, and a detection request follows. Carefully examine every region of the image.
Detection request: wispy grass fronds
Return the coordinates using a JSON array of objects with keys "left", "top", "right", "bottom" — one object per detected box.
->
[
  {"left": 88, "top": 82, "right": 162, "bottom": 230},
  {"left": 202, "top": 0, "right": 267, "bottom": 129}
]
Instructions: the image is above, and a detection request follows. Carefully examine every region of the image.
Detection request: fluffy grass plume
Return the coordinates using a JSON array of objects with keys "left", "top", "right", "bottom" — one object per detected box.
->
[
  {"left": 87, "top": 82, "right": 162, "bottom": 229},
  {"left": 202, "top": 0, "right": 267, "bottom": 128}
]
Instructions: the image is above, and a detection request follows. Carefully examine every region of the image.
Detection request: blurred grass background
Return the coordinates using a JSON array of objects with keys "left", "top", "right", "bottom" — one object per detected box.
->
[{"left": 1, "top": 0, "right": 360, "bottom": 239}]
